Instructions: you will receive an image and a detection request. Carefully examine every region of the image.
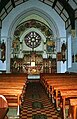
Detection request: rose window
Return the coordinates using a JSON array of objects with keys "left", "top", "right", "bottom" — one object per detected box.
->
[{"left": 24, "top": 31, "right": 41, "bottom": 49}]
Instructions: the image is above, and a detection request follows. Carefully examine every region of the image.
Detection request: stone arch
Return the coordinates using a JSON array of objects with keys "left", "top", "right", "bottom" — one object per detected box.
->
[{"left": 8, "top": 7, "right": 60, "bottom": 40}]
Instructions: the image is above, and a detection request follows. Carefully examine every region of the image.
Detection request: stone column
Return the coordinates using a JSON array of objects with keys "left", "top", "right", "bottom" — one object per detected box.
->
[{"left": 6, "top": 37, "right": 11, "bottom": 73}]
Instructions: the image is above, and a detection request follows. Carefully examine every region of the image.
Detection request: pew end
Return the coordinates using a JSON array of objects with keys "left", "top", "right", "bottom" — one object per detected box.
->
[{"left": 0, "top": 95, "right": 9, "bottom": 119}]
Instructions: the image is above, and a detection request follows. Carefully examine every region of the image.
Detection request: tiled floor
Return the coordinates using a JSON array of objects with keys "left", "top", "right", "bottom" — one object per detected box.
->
[{"left": 20, "top": 81, "right": 62, "bottom": 119}]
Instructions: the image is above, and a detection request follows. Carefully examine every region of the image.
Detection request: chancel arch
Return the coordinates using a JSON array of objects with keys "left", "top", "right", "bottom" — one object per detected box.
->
[
  {"left": 5, "top": 7, "right": 61, "bottom": 73},
  {"left": 10, "top": 16, "right": 58, "bottom": 74},
  {"left": 8, "top": 8, "right": 60, "bottom": 39}
]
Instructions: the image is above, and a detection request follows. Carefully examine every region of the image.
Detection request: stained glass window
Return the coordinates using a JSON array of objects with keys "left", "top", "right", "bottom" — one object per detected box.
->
[{"left": 24, "top": 31, "right": 41, "bottom": 49}]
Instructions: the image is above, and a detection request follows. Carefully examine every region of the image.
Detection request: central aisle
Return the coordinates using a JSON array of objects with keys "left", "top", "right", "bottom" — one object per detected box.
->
[{"left": 20, "top": 81, "right": 61, "bottom": 119}]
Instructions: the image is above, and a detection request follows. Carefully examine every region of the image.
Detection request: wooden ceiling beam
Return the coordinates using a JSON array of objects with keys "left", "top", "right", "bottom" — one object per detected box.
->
[
  {"left": 11, "top": 0, "right": 15, "bottom": 8},
  {"left": 58, "top": 0, "right": 75, "bottom": 29},
  {"left": 52, "top": 0, "right": 58, "bottom": 8},
  {"left": 0, "top": 0, "right": 10, "bottom": 12}
]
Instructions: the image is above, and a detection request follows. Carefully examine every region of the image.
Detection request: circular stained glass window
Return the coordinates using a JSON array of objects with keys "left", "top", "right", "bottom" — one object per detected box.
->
[{"left": 24, "top": 31, "right": 41, "bottom": 49}]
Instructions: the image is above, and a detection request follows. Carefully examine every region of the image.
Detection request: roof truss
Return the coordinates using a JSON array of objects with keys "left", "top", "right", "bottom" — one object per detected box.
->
[{"left": 0, "top": 0, "right": 77, "bottom": 29}]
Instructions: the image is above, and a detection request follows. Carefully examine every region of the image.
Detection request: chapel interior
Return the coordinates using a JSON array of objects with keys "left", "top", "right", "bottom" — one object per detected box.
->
[{"left": 0, "top": 0, "right": 77, "bottom": 119}]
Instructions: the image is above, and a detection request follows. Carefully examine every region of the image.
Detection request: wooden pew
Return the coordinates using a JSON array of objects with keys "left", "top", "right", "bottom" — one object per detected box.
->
[
  {"left": 52, "top": 85, "right": 77, "bottom": 108},
  {"left": 59, "top": 90, "right": 77, "bottom": 119},
  {"left": 46, "top": 79, "right": 77, "bottom": 97},
  {"left": 69, "top": 98, "right": 77, "bottom": 119},
  {"left": 0, "top": 88, "right": 24, "bottom": 116},
  {"left": 0, "top": 95, "right": 9, "bottom": 119},
  {"left": 40, "top": 74, "right": 77, "bottom": 90},
  {"left": 0, "top": 108, "right": 8, "bottom": 119},
  {"left": 46, "top": 80, "right": 77, "bottom": 119},
  {"left": 40, "top": 73, "right": 77, "bottom": 119},
  {"left": 0, "top": 73, "right": 28, "bottom": 116},
  {"left": 0, "top": 89, "right": 22, "bottom": 104}
]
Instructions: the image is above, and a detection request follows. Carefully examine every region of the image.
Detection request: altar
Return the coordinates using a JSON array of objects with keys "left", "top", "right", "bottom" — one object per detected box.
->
[
  {"left": 22, "top": 51, "right": 43, "bottom": 75},
  {"left": 28, "top": 74, "right": 40, "bottom": 80},
  {"left": 24, "top": 66, "right": 42, "bottom": 75}
]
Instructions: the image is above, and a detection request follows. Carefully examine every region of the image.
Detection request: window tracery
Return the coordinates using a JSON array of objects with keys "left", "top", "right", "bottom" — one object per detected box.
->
[{"left": 24, "top": 31, "right": 41, "bottom": 49}]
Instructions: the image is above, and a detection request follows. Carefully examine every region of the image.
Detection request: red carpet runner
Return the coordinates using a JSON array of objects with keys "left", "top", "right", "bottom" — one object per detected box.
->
[{"left": 20, "top": 81, "right": 62, "bottom": 119}]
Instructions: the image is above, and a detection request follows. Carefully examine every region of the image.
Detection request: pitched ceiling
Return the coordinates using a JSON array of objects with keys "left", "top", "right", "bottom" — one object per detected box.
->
[{"left": 0, "top": 0, "right": 77, "bottom": 29}]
